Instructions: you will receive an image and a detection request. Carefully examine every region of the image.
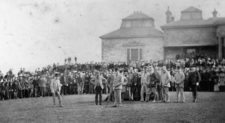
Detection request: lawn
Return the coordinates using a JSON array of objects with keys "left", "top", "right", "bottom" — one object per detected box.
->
[{"left": 0, "top": 92, "right": 224, "bottom": 123}]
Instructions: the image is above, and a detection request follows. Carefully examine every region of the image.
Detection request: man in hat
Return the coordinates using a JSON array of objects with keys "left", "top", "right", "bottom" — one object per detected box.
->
[
  {"left": 131, "top": 68, "right": 141, "bottom": 101},
  {"left": 140, "top": 67, "right": 149, "bottom": 102},
  {"left": 32, "top": 75, "right": 39, "bottom": 97},
  {"left": 92, "top": 70, "right": 106, "bottom": 105},
  {"left": 188, "top": 66, "right": 201, "bottom": 103},
  {"left": 76, "top": 72, "right": 83, "bottom": 95},
  {"left": 147, "top": 66, "right": 160, "bottom": 102},
  {"left": 174, "top": 66, "right": 185, "bottom": 103},
  {"left": 160, "top": 66, "right": 171, "bottom": 103},
  {"left": 112, "top": 68, "right": 123, "bottom": 107},
  {"left": 50, "top": 72, "right": 63, "bottom": 107},
  {"left": 39, "top": 74, "right": 47, "bottom": 97},
  {"left": 106, "top": 69, "right": 114, "bottom": 102},
  {"left": 62, "top": 69, "right": 69, "bottom": 95},
  {"left": 127, "top": 68, "right": 134, "bottom": 100}
]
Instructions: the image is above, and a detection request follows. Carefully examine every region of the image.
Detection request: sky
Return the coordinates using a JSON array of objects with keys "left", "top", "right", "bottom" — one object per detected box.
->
[{"left": 0, "top": 0, "right": 224, "bottom": 73}]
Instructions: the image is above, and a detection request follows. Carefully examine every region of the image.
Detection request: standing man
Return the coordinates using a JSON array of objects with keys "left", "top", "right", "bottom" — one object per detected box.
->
[
  {"left": 80, "top": 72, "right": 85, "bottom": 94},
  {"left": 89, "top": 72, "right": 95, "bottom": 94},
  {"left": 50, "top": 72, "right": 63, "bottom": 107},
  {"left": 76, "top": 73, "right": 83, "bottom": 95},
  {"left": 131, "top": 68, "right": 141, "bottom": 101},
  {"left": 62, "top": 69, "right": 69, "bottom": 95},
  {"left": 161, "top": 66, "right": 171, "bottom": 103},
  {"left": 106, "top": 69, "right": 114, "bottom": 102},
  {"left": 147, "top": 66, "right": 160, "bottom": 102},
  {"left": 127, "top": 68, "right": 134, "bottom": 100},
  {"left": 140, "top": 67, "right": 149, "bottom": 102},
  {"left": 32, "top": 75, "right": 39, "bottom": 97},
  {"left": 92, "top": 71, "right": 106, "bottom": 105},
  {"left": 188, "top": 66, "right": 201, "bottom": 103},
  {"left": 113, "top": 68, "right": 123, "bottom": 107},
  {"left": 174, "top": 66, "right": 185, "bottom": 103},
  {"left": 84, "top": 72, "right": 91, "bottom": 94},
  {"left": 39, "top": 74, "right": 47, "bottom": 97},
  {"left": 154, "top": 66, "right": 163, "bottom": 102}
]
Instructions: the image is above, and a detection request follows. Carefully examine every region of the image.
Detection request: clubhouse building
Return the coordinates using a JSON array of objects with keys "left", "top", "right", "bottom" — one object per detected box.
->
[{"left": 100, "top": 7, "right": 225, "bottom": 63}]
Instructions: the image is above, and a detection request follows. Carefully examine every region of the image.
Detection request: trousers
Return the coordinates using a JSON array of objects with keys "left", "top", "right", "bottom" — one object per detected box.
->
[
  {"left": 114, "top": 89, "right": 122, "bottom": 106},
  {"left": 95, "top": 86, "right": 102, "bottom": 105}
]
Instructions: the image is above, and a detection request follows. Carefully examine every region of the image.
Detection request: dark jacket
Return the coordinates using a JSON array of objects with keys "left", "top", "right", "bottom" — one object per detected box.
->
[
  {"left": 188, "top": 71, "right": 201, "bottom": 86},
  {"left": 148, "top": 73, "right": 160, "bottom": 87},
  {"left": 132, "top": 73, "right": 140, "bottom": 87}
]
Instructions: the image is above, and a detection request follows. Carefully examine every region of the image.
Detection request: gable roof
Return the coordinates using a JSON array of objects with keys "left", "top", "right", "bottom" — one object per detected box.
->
[{"left": 161, "top": 17, "right": 225, "bottom": 29}]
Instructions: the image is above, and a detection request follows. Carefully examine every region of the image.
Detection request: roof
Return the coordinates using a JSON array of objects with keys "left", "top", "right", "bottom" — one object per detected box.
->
[
  {"left": 181, "top": 6, "right": 202, "bottom": 12},
  {"left": 122, "top": 12, "right": 153, "bottom": 20},
  {"left": 100, "top": 27, "right": 163, "bottom": 39},
  {"left": 162, "top": 6, "right": 225, "bottom": 29},
  {"left": 213, "top": 17, "right": 225, "bottom": 25},
  {"left": 164, "top": 43, "right": 217, "bottom": 47},
  {"left": 161, "top": 17, "right": 225, "bottom": 29}
]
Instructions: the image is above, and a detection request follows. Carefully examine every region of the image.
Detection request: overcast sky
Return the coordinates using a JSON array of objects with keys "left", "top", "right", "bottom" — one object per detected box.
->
[{"left": 0, "top": 0, "right": 224, "bottom": 73}]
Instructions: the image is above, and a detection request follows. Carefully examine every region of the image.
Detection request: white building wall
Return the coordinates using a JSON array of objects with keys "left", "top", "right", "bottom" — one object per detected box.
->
[
  {"left": 164, "top": 27, "right": 217, "bottom": 46},
  {"left": 102, "top": 37, "right": 164, "bottom": 62}
]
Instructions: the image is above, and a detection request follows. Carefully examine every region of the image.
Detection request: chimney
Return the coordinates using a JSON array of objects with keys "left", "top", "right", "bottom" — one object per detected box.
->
[{"left": 166, "top": 7, "right": 174, "bottom": 23}]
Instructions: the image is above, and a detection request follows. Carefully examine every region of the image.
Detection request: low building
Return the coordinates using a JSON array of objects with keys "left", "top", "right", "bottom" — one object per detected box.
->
[
  {"left": 161, "top": 7, "right": 225, "bottom": 59},
  {"left": 100, "top": 12, "right": 164, "bottom": 63},
  {"left": 100, "top": 7, "right": 225, "bottom": 63}
]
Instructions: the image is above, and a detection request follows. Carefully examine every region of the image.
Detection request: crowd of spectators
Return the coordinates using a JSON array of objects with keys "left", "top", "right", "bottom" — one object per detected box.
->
[{"left": 0, "top": 55, "right": 225, "bottom": 101}]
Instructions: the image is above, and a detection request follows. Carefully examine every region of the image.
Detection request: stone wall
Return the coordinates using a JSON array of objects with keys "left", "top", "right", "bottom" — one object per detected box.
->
[
  {"left": 102, "top": 37, "right": 164, "bottom": 62},
  {"left": 164, "top": 27, "right": 217, "bottom": 46}
]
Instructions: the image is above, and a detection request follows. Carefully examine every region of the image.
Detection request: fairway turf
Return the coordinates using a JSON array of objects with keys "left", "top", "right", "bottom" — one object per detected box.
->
[{"left": 0, "top": 92, "right": 224, "bottom": 123}]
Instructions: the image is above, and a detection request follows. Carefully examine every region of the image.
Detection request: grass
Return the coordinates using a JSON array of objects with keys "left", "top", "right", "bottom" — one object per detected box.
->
[{"left": 0, "top": 92, "right": 225, "bottom": 123}]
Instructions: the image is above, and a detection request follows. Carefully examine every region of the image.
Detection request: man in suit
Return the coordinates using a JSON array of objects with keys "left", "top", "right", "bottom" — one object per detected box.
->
[
  {"left": 160, "top": 66, "right": 171, "bottom": 103},
  {"left": 92, "top": 71, "right": 106, "bottom": 105},
  {"left": 106, "top": 69, "right": 114, "bottom": 102},
  {"left": 140, "top": 67, "right": 149, "bottom": 102},
  {"left": 131, "top": 68, "right": 141, "bottom": 101},
  {"left": 50, "top": 72, "right": 63, "bottom": 107},
  {"left": 174, "top": 66, "right": 185, "bottom": 103},
  {"left": 188, "top": 66, "right": 201, "bottom": 103},
  {"left": 76, "top": 72, "right": 83, "bottom": 95},
  {"left": 84, "top": 72, "right": 91, "bottom": 94},
  {"left": 113, "top": 68, "right": 123, "bottom": 107},
  {"left": 127, "top": 68, "right": 134, "bottom": 100},
  {"left": 147, "top": 66, "right": 160, "bottom": 102}
]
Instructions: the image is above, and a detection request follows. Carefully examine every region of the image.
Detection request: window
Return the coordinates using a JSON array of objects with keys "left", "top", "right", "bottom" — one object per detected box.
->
[{"left": 127, "top": 48, "right": 143, "bottom": 62}]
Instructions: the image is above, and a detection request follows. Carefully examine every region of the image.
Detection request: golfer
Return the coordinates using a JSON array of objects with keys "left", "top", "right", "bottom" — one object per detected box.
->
[{"left": 50, "top": 72, "right": 63, "bottom": 107}]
